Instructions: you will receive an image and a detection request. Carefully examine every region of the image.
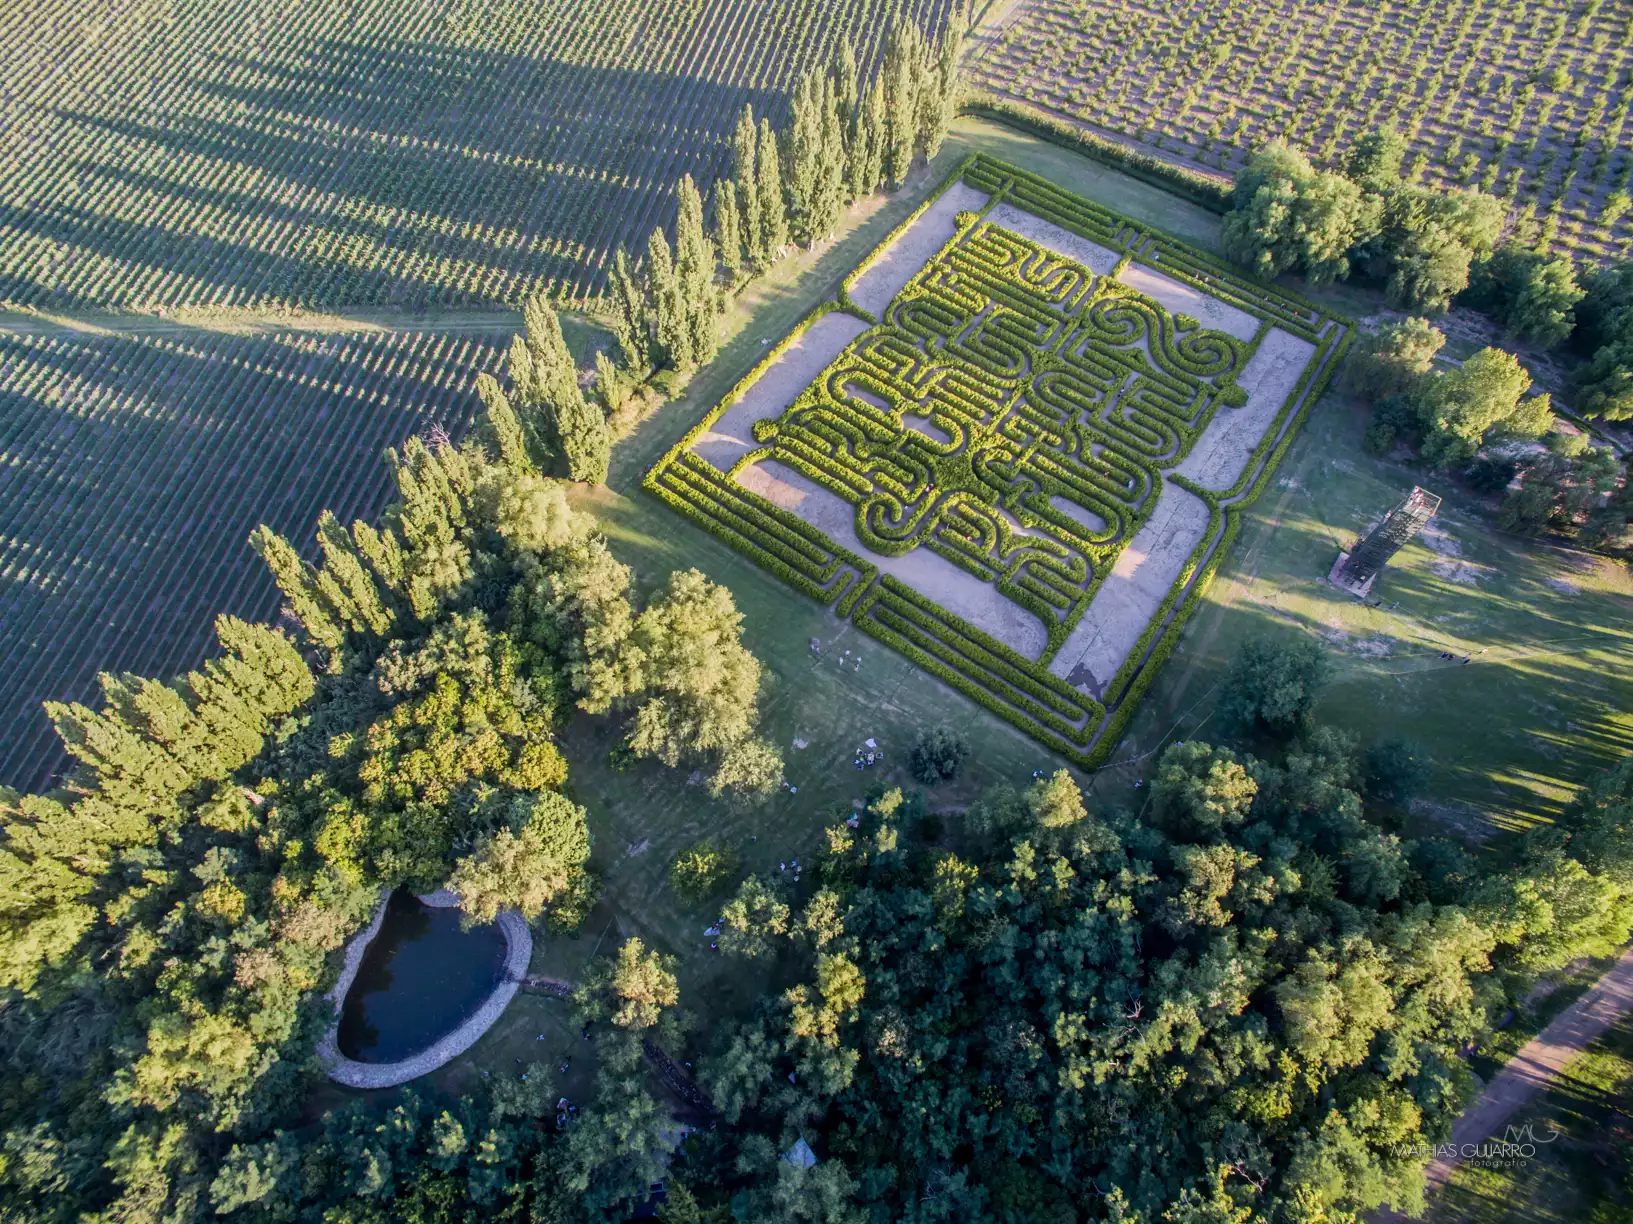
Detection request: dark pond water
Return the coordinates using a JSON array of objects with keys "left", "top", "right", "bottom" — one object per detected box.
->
[{"left": 337, "top": 890, "right": 506, "bottom": 1063}]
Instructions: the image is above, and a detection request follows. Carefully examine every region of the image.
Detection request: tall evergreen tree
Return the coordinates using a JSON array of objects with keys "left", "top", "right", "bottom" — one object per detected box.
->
[
  {"left": 733, "top": 105, "right": 763, "bottom": 268},
  {"left": 756, "top": 116, "right": 789, "bottom": 257},
  {"left": 784, "top": 69, "right": 824, "bottom": 246},
  {"left": 674, "top": 174, "right": 718, "bottom": 366},
  {"left": 712, "top": 178, "right": 743, "bottom": 283},
  {"left": 250, "top": 527, "right": 343, "bottom": 650},
  {"left": 646, "top": 226, "right": 691, "bottom": 371},
  {"left": 605, "top": 246, "right": 649, "bottom": 373}
]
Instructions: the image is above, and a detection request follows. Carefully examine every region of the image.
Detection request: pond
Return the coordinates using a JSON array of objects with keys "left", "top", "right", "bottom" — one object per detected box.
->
[{"left": 337, "top": 890, "right": 507, "bottom": 1063}]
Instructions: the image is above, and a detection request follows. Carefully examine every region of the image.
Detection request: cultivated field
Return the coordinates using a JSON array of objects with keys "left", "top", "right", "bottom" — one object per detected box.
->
[
  {"left": 0, "top": 323, "right": 512, "bottom": 790},
  {"left": 0, "top": 0, "right": 953, "bottom": 312},
  {"left": 645, "top": 152, "right": 1350, "bottom": 764},
  {"left": 972, "top": 0, "right": 1633, "bottom": 264}
]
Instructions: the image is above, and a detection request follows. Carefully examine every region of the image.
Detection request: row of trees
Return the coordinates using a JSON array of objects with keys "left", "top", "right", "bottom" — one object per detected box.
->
[{"left": 603, "top": 20, "right": 961, "bottom": 388}]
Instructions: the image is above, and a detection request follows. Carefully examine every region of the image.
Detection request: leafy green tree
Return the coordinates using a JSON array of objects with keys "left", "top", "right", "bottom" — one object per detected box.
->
[
  {"left": 1413, "top": 346, "right": 1541, "bottom": 466},
  {"left": 909, "top": 726, "right": 969, "bottom": 784},
  {"left": 669, "top": 840, "right": 741, "bottom": 902},
  {"left": 447, "top": 792, "right": 592, "bottom": 926},
  {"left": 1369, "top": 185, "right": 1504, "bottom": 311},
  {"left": 646, "top": 225, "right": 690, "bottom": 372},
  {"left": 785, "top": 69, "right": 825, "bottom": 245},
  {"left": 1342, "top": 125, "right": 1408, "bottom": 193},
  {"left": 606, "top": 245, "right": 649, "bottom": 373},
  {"left": 674, "top": 174, "right": 719, "bottom": 366},
  {"left": 1345, "top": 316, "right": 1445, "bottom": 397},
  {"left": 883, "top": 21, "right": 919, "bottom": 188},
  {"left": 1222, "top": 141, "right": 1376, "bottom": 284},
  {"left": 1465, "top": 245, "right": 1583, "bottom": 347},
  {"left": 712, "top": 179, "right": 743, "bottom": 283},
  {"left": 1216, "top": 635, "right": 1331, "bottom": 734},
  {"left": 575, "top": 937, "right": 679, "bottom": 1031},
  {"left": 719, "top": 875, "right": 791, "bottom": 959},
  {"left": 850, "top": 80, "right": 887, "bottom": 201},
  {"left": 1363, "top": 737, "right": 1432, "bottom": 805}
]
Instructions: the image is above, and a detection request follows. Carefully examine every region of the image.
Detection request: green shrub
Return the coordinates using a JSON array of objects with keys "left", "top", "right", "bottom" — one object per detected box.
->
[
  {"left": 669, "top": 841, "right": 741, "bottom": 903},
  {"left": 910, "top": 727, "right": 972, "bottom": 784}
]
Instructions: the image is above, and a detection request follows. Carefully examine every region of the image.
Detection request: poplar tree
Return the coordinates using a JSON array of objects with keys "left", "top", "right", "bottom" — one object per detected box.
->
[
  {"left": 851, "top": 80, "right": 887, "bottom": 200},
  {"left": 674, "top": 174, "right": 718, "bottom": 366},
  {"left": 733, "top": 105, "right": 763, "bottom": 267},
  {"left": 885, "top": 23, "right": 918, "bottom": 188},
  {"left": 712, "top": 178, "right": 743, "bottom": 282},
  {"left": 784, "top": 69, "right": 824, "bottom": 246},
  {"left": 646, "top": 226, "right": 691, "bottom": 371},
  {"left": 594, "top": 350, "right": 624, "bottom": 418},
  {"left": 833, "top": 36, "right": 859, "bottom": 127},
  {"left": 525, "top": 297, "right": 610, "bottom": 484},
  {"left": 926, "top": 22, "right": 963, "bottom": 160},
  {"left": 251, "top": 527, "right": 343, "bottom": 650},
  {"left": 756, "top": 116, "right": 789, "bottom": 257},
  {"left": 812, "top": 73, "right": 847, "bottom": 239},
  {"left": 606, "top": 246, "right": 649, "bottom": 373}
]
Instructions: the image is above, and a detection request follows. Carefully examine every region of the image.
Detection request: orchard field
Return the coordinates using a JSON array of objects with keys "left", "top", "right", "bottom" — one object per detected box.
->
[
  {"left": 0, "top": 323, "right": 514, "bottom": 791},
  {"left": 0, "top": 0, "right": 953, "bottom": 312},
  {"left": 973, "top": 0, "right": 1633, "bottom": 264}
]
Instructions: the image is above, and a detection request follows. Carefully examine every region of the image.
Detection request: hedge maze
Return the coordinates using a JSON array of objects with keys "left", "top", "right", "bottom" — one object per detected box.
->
[{"left": 647, "top": 155, "right": 1351, "bottom": 764}]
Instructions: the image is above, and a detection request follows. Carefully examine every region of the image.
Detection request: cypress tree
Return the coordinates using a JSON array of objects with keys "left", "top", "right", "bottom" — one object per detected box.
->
[
  {"left": 595, "top": 349, "right": 625, "bottom": 417},
  {"left": 813, "top": 74, "right": 847, "bottom": 238},
  {"left": 316, "top": 510, "right": 393, "bottom": 636},
  {"left": 733, "top": 106, "right": 763, "bottom": 267},
  {"left": 674, "top": 174, "right": 718, "bottom": 366},
  {"left": 756, "top": 116, "right": 789, "bottom": 258},
  {"left": 606, "top": 246, "right": 649, "bottom": 373},
  {"left": 646, "top": 226, "right": 691, "bottom": 371},
  {"left": 713, "top": 178, "right": 743, "bottom": 282},
  {"left": 351, "top": 518, "right": 406, "bottom": 594},
  {"left": 476, "top": 374, "right": 533, "bottom": 473},
  {"left": 911, "top": 22, "right": 939, "bottom": 161},
  {"left": 785, "top": 70, "right": 823, "bottom": 246},
  {"left": 885, "top": 23, "right": 917, "bottom": 188}
]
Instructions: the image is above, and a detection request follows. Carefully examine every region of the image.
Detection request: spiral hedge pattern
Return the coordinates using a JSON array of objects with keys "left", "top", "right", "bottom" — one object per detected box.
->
[{"left": 646, "top": 154, "right": 1351, "bottom": 765}]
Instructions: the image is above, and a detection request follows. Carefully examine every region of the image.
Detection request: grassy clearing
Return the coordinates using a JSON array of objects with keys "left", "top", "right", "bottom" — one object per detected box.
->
[
  {"left": 1426, "top": 1015, "right": 1633, "bottom": 1224},
  {"left": 1104, "top": 385, "right": 1633, "bottom": 838}
]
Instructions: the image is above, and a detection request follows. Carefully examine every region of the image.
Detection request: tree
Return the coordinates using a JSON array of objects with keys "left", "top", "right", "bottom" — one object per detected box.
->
[
  {"left": 734, "top": 105, "right": 764, "bottom": 267},
  {"left": 646, "top": 225, "right": 691, "bottom": 372},
  {"left": 712, "top": 179, "right": 743, "bottom": 283},
  {"left": 674, "top": 174, "right": 719, "bottom": 366},
  {"left": 850, "top": 80, "right": 886, "bottom": 201},
  {"left": 1363, "top": 738, "right": 1432, "bottom": 805},
  {"left": 719, "top": 875, "right": 791, "bottom": 959},
  {"left": 1465, "top": 245, "right": 1583, "bottom": 347},
  {"left": 1370, "top": 186, "right": 1504, "bottom": 312},
  {"left": 621, "top": 568, "right": 782, "bottom": 794},
  {"left": 447, "top": 792, "right": 592, "bottom": 927},
  {"left": 909, "top": 726, "right": 969, "bottom": 784},
  {"left": 924, "top": 23, "right": 963, "bottom": 161},
  {"left": 513, "top": 297, "right": 610, "bottom": 484},
  {"left": 1344, "top": 316, "right": 1444, "bottom": 397},
  {"left": 756, "top": 117, "right": 789, "bottom": 260},
  {"left": 1027, "top": 768, "right": 1088, "bottom": 829},
  {"left": 883, "top": 21, "right": 919, "bottom": 188},
  {"left": 1222, "top": 141, "right": 1375, "bottom": 285},
  {"left": 784, "top": 69, "right": 824, "bottom": 246},
  {"left": 669, "top": 840, "right": 741, "bottom": 903},
  {"left": 1216, "top": 635, "right": 1331, "bottom": 734},
  {"left": 606, "top": 246, "right": 649, "bottom": 372},
  {"left": 1342, "top": 126, "right": 1408, "bottom": 193},
  {"left": 576, "top": 937, "right": 679, "bottom": 1031},
  {"left": 1413, "top": 346, "right": 1538, "bottom": 466}
]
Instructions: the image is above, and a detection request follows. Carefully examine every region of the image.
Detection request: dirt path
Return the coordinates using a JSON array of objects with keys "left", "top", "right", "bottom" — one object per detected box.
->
[
  {"left": 1379, "top": 946, "right": 1633, "bottom": 1220},
  {"left": 0, "top": 306, "right": 526, "bottom": 339}
]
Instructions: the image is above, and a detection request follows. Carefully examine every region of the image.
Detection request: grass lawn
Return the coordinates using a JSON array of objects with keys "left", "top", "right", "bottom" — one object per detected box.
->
[
  {"left": 1426, "top": 1016, "right": 1633, "bottom": 1224},
  {"left": 1104, "top": 386, "right": 1633, "bottom": 841}
]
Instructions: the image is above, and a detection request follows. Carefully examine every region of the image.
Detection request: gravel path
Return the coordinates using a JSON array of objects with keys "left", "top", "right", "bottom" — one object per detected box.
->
[
  {"left": 1175, "top": 328, "right": 1315, "bottom": 490},
  {"left": 1047, "top": 479, "right": 1210, "bottom": 691},
  {"left": 985, "top": 202, "right": 1122, "bottom": 276},
  {"left": 736, "top": 458, "right": 1048, "bottom": 658},
  {"left": 317, "top": 889, "right": 534, "bottom": 1090},
  {"left": 1117, "top": 263, "right": 1259, "bottom": 341},
  {"left": 850, "top": 182, "right": 991, "bottom": 317}
]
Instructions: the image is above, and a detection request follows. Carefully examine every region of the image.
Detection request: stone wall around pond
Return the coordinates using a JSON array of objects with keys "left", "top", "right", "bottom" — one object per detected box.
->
[{"left": 317, "top": 888, "right": 534, "bottom": 1089}]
